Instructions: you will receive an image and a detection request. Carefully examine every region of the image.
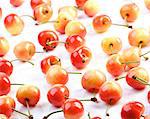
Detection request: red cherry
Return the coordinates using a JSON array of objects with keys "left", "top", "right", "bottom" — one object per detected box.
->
[
  {"left": 126, "top": 67, "right": 149, "bottom": 90},
  {"left": 71, "top": 46, "right": 92, "bottom": 69},
  {"left": 75, "top": 0, "right": 88, "bottom": 9},
  {"left": 0, "top": 58, "right": 13, "bottom": 76},
  {"left": 0, "top": 96, "right": 15, "bottom": 118},
  {"left": 38, "top": 30, "right": 59, "bottom": 51},
  {"left": 30, "top": 0, "right": 51, "bottom": 9},
  {"left": 148, "top": 91, "right": 150, "bottom": 103},
  {"left": 41, "top": 55, "right": 61, "bottom": 74},
  {"left": 0, "top": 72, "right": 10, "bottom": 96},
  {"left": 10, "top": 0, "right": 24, "bottom": 7},
  {"left": 65, "top": 35, "right": 85, "bottom": 53},
  {"left": 121, "top": 101, "right": 145, "bottom": 119},
  {"left": 47, "top": 84, "right": 69, "bottom": 107}
]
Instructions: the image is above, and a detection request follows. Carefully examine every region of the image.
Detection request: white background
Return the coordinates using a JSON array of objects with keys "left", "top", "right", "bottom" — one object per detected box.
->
[{"left": 0, "top": 0, "right": 150, "bottom": 119}]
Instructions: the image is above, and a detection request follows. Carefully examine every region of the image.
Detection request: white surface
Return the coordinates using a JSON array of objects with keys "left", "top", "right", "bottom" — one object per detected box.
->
[{"left": 0, "top": 0, "right": 150, "bottom": 119}]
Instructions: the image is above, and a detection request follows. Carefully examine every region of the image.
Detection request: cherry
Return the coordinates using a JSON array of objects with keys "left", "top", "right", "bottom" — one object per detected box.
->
[
  {"left": 101, "top": 37, "right": 122, "bottom": 55},
  {"left": 43, "top": 98, "right": 84, "bottom": 119},
  {"left": 121, "top": 101, "right": 145, "bottom": 119},
  {"left": 0, "top": 37, "right": 9, "bottom": 57},
  {"left": 10, "top": 0, "right": 24, "bottom": 7},
  {"left": 14, "top": 41, "right": 36, "bottom": 61},
  {"left": 47, "top": 84, "right": 69, "bottom": 108},
  {"left": 145, "top": 0, "right": 150, "bottom": 10},
  {"left": 126, "top": 67, "right": 149, "bottom": 90},
  {"left": 81, "top": 70, "right": 106, "bottom": 93},
  {"left": 0, "top": 114, "right": 8, "bottom": 119},
  {"left": 65, "top": 35, "right": 85, "bottom": 53},
  {"left": 33, "top": 3, "right": 53, "bottom": 23},
  {"left": 46, "top": 65, "right": 81, "bottom": 85},
  {"left": 99, "top": 81, "right": 122, "bottom": 105},
  {"left": 0, "top": 96, "right": 15, "bottom": 118},
  {"left": 41, "top": 55, "right": 61, "bottom": 74},
  {"left": 38, "top": 30, "right": 59, "bottom": 51},
  {"left": 30, "top": 0, "right": 51, "bottom": 9},
  {"left": 83, "top": 0, "right": 100, "bottom": 17},
  {"left": 4, "top": 14, "right": 24, "bottom": 35},
  {"left": 65, "top": 20, "right": 87, "bottom": 38},
  {"left": 106, "top": 54, "right": 125, "bottom": 77},
  {"left": 120, "top": 3, "right": 139, "bottom": 22},
  {"left": 71, "top": 46, "right": 92, "bottom": 69},
  {"left": 128, "top": 28, "right": 150, "bottom": 48},
  {"left": 148, "top": 91, "right": 150, "bottom": 103},
  {"left": 75, "top": 0, "right": 88, "bottom": 9}
]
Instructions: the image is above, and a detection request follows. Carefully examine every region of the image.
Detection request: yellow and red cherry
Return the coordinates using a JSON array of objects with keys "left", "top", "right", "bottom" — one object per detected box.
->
[
  {"left": 33, "top": 3, "right": 53, "bottom": 23},
  {"left": 43, "top": 98, "right": 84, "bottom": 119},
  {"left": 10, "top": 0, "right": 24, "bottom": 7},
  {"left": 58, "top": 6, "right": 78, "bottom": 19},
  {"left": 65, "top": 20, "right": 87, "bottom": 38},
  {"left": 0, "top": 114, "right": 8, "bottom": 119},
  {"left": 75, "top": 0, "right": 88, "bottom": 9},
  {"left": 65, "top": 35, "right": 85, "bottom": 53},
  {"left": 83, "top": 0, "right": 100, "bottom": 17},
  {"left": 41, "top": 55, "right": 61, "bottom": 74},
  {"left": 106, "top": 54, "right": 125, "bottom": 77},
  {"left": 14, "top": 41, "right": 35, "bottom": 61},
  {"left": 0, "top": 58, "right": 13, "bottom": 76},
  {"left": 38, "top": 30, "right": 59, "bottom": 51},
  {"left": 30, "top": 0, "right": 51, "bottom": 10},
  {"left": 4, "top": 14, "right": 24, "bottom": 35},
  {"left": 148, "top": 91, "right": 150, "bottom": 103},
  {"left": 121, "top": 101, "right": 145, "bottom": 119},
  {"left": 120, "top": 3, "right": 139, "bottom": 22},
  {"left": 71, "top": 46, "right": 92, "bottom": 69},
  {"left": 0, "top": 37, "right": 9, "bottom": 57},
  {"left": 0, "top": 96, "right": 15, "bottom": 118},
  {"left": 126, "top": 67, "right": 149, "bottom": 90},
  {"left": 145, "top": 0, "right": 150, "bottom": 10},
  {"left": 128, "top": 28, "right": 150, "bottom": 48},
  {"left": 47, "top": 84, "right": 69, "bottom": 108},
  {"left": 81, "top": 70, "right": 106, "bottom": 93},
  {"left": 99, "top": 81, "right": 122, "bottom": 105},
  {"left": 101, "top": 37, "right": 122, "bottom": 55}
]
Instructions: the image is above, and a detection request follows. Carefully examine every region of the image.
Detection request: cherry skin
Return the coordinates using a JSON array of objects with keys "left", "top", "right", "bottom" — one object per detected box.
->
[
  {"left": 54, "top": 12, "right": 74, "bottom": 34},
  {"left": 81, "top": 70, "right": 106, "bottom": 93},
  {"left": 145, "top": 0, "right": 150, "bottom": 10},
  {"left": 0, "top": 37, "right": 9, "bottom": 57},
  {"left": 101, "top": 37, "right": 122, "bottom": 55},
  {"left": 65, "top": 20, "right": 87, "bottom": 38},
  {"left": 65, "top": 35, "right": 85, "bottom": 53},
  {"left": 46, "top": 65, "right": 68, "bottom": 85},
  {"left": 0, "top": 96, "right": 15, "bottom": 118},
  {"left": 0, "top": 114, "right": 8, "bottom": 119},
  {"left": 10, "top": 0, "right": 24, "bottom": 7},
  {"left": 120, "top": 3, "right": 139, "bottom": 22},
  {"left": 47, "top": 84, "right": 69, "bottom": 108},
  {"left": 148, "top": 91, "right": 150, "bottom": 103},
  {"left": 0, "top": 8, "right": 2, "bottom": 19},
  {"left": 38, "top": 30, "right": 59, "bottom": 51},
  {"left": 34, "top": 3, "right": 53, "bottom": 23},
  {"left": 126, "top": 67, "right": 149, "bottom": 90},
  {"left": 71, "top": 46, "right": 92, "bottom": 69},
  {"left": 83, "top": 0, "right": 100, "bottom": 17},
  {"left": 16, "top": 85, "right": 40, "bottom": 107},
  {"left": 93, "top": 15, "right": 111, "bottom": 33},
  {"left": 4, "top": 14, "right": 24, "bottom": 35},
  {"left": 99, "top": 81, "right": 122, "bottom": 105},
  {"left": 14, "top": 41, "right": 36, "bottom": 61},
  {"left": 128, "top": 28, "right": 150, "bottom": 48},
  {"left": 41, "top": 55, "right": 61, "bottom": 74},
  {"left": 30, "top": 0, "right": 51, "bottom": 9},
  {"left": 0, "top": 72, "right": 10, "bottom": 96},
  {"left": 121, "top": 101, "right": 145, "bottom": 119},
  {"left": 75, "top": 0, "right": 88, "bottom": 9},
  {"left": 106, "top": 54, "right": 125, "bottom": 77},
  {"left": 63, "top": 99, "right": 84, "bottom": 119}
]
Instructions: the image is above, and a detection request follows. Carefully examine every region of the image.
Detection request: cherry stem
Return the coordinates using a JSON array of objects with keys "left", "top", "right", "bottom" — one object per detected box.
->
[
  {"left": 79, "top": 97, "right": 98, "bottom": 103},
  {"left": 109, "top": 44, "right": 115, "bottom": 55},
  {"left": 73, "top": 6, "right": 83, "bottom": 10},
  {"left": 51, "top": 59, "right": 61, "bottom": 65},
  {"left": 35, "top": 51, "right": 45, "bottom": 53},
  {"left": 115, "top": 76, "right": 125, "bottom": 81},
  {"left": 12, "top": 108, "right": 29, "bottom": 117},
  {"left": 88, "top": 112, "right": 91, "bottom": 119},
  {"left": 43, "top": 110, "right": 63, "bottom": 119},
  {"left": 112, "top": 23, "right": 132, "bottom": 29},
  {"left": 10, "top": 59, "right": 34, "bottom": 66},
  {"left": 132, "top": 76, "right": 150, "bottom": 87},
  {"left": 141, "top": 115, "right": 145, "bottom": 117},
  {"left": 25, "top": 99, "right": 33, "bottom": 119},
  {"left": 121, "top": 61, "right": 139, "bottom": 65},
  {"left": 46, "top": 41, "right": 67, "bottom": 46},
  {"left": 21, "top": 15, "right": 35, "bottom": 20},
  {"left": 105, "top": 105, "right": 110, "bottom": 117},
  {"left": 35, "top": 20, "right": 58, "bottom": 25},
  {"left": 140, "top": 51, "right": 150, "bottom": 57},
  {"left": 11, "top": 83, "right": 24, "bottom": 86},
  {"left": 67, "top": 72, "right": 82, "bottom": 74}
]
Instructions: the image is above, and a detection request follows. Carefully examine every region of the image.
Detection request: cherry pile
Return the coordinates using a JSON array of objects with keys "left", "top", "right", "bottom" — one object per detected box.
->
[{"left": 0, "top": 0, "right": 150, "bottom": 119}]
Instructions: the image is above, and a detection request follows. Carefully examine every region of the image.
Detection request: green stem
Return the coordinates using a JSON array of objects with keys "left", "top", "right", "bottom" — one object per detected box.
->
[
  {"left": 112, "top": 23, "right": 132, "bottom": 29},
  {"left": 10, "top": 59, "right": 34, "bottom": 66},
  {"left": 35, "top": 20, "right": 58, "bottom": 25},
  {"left": 140, "top": 51, "right": 150, "bottom": 57},
  {"left": 132, "top": 76, "right": 150, "bottom": 86},
  {"left": 67, "top": 72, "right": 82, "bottom": 74},
  {"left": 115, "top": 76, "right": 126, "bottom": 81},
  {"left": 121, "top": 61, "right": 139, "bottom": 65},
  {"left": 43, "top": 110, "right": 63, "bottom": 119},
  {"left": 88, "top": 112, "right": 91, "bottom": 119},
  {"left": 21, "top": 15, "right": 35, "bottom": 20},
  {"left": 12, "top": 108, "right": 29, "bottom": 117},
  {"left": 11, "top": 84, "right": 24, "bottom": 86}
]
